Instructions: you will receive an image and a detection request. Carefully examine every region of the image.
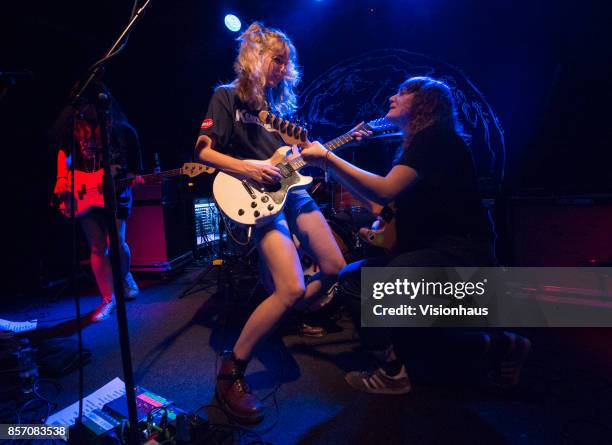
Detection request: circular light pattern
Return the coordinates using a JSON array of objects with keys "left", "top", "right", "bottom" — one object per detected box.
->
[
  {"left": 299, "top": 49, "right": 506, "bottom": 190},
  {"left": 224, "top": 14, "right": 241, "bottom": 32}
]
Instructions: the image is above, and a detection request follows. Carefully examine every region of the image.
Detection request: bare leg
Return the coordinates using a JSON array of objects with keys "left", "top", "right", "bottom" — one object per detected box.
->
[
  {"left": 80, "top": 213, "right": 114, "bottom": 303},
  {"left": 115, "top": 218, "right": 130, "bottom": 278},
  {"left": 233, "top": 217, "right": 305, "bottom": 362},
  {"left": 291, "top": 210, "right": 346, "bottom": 311}
]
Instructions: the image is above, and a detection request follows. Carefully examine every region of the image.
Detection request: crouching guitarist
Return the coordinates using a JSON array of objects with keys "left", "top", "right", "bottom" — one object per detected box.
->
[
  {"left": 300, "top": 76, "right": 496, "bottom": 394},
  {"left": 52, "top": 83, "right": 143, "bottom": 322}
]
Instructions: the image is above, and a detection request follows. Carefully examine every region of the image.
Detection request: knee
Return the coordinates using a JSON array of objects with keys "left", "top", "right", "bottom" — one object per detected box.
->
[
  {"left": 277, "top": 281, "right": 306, "bottom": 308},
  {"left": 332, "top": 257, "right": 347, "bottom": 275},
  {"left": 89, "top": 243, "right": 107, "bottom": 257},
  {"left": 320, "top": 257, "right": 347, "bottom": 278}
]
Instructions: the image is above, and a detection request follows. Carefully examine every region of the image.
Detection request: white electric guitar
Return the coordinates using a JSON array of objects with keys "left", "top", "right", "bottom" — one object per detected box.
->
[
  {"left": 55, "top": 163, "right": 212, "bottom": 218},
  {"left": 211, "top": 111, "right": 396, "bottom": 226}
]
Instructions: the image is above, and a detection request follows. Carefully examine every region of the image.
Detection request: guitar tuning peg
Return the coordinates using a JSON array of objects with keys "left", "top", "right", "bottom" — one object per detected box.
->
[{"left": 280, "top": 119, "right": 289, "bottom": 133}]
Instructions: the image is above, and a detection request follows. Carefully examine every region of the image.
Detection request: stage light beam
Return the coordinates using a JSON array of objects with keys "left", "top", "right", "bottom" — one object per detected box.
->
[{"left": 224, "top": 14, "right": 241, "bottom": 32}]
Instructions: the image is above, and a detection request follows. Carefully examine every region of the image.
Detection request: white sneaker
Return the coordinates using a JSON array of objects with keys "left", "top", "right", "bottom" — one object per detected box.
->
[
  {"left": 93, "top": 299, "right": 116, "bottom": 322},
  {"left": 345, "top": 365, "right": 412, "bottom": 395},
  {"left": 123, "top": 272, "right": 139, "bottom": 300},
  {"left": 0, "top": 318, "right": 38, "bottom": 333}
]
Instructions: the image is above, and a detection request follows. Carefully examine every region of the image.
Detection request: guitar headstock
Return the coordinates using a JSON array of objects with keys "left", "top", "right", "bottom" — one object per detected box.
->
[
  {"left": 258, "top": 111, "right": 310, "bottom": 146},
  {"left": 181, "top": 162, "right": 215, "bottom": 177},
  {"left": 364, "top": 117, "right": 398, "bottom": 136}
]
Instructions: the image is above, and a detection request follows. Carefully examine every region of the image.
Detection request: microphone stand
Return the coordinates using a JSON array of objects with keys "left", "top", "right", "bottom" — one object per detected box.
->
[{"left": 70, "top": 2, "right": 154, "bottom": 444}]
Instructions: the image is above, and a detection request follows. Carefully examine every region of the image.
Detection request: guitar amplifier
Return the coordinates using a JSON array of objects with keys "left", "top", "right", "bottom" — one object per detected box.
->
[{"left": 126, "top": 178, "right": 194, "bottom": 272}]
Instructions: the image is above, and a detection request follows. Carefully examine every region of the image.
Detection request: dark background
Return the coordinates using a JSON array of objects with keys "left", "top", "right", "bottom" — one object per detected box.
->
[{"left": 1, "top": 0, "right": 611, "bottom": 296}]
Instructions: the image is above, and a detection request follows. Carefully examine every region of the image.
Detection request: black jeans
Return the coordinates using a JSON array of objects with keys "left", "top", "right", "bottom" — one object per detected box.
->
[{"left": 338, "top": 236, "right": 495, "bottom": 352}]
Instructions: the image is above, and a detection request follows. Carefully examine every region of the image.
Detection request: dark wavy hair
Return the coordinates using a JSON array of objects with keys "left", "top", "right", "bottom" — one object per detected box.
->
[
  {"left": 53, "top": 81, "right": 137, "bottom": 150},
  {"left": 398, "top": 76, "right": 465, "bottom": 148}
]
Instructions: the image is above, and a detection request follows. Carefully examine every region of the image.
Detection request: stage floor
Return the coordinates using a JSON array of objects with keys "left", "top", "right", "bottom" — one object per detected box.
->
[{"left": 2, "top": 264, "right": 612, "bottom": 444}]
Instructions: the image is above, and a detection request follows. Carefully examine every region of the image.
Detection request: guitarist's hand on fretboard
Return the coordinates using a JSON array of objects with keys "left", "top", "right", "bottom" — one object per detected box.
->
[
  {"left": 299, "top": 141, "right": 328, "bottom": 168},
  {"left": 349, "top": 121, "right": 373, "bottom": 141}
]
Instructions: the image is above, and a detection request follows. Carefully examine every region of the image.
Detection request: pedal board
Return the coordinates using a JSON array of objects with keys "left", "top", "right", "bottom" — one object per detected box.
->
[
  {"left": 70, "top": 386, "right": 201, "bottom": 444},
  {"left": 103, "top": 387, "right": 172, "bottom": 422}
]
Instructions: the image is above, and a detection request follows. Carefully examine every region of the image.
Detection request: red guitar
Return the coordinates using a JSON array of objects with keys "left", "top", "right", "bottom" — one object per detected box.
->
[{"left": 55, "top": 163, "right": 212, "bottom": 217}]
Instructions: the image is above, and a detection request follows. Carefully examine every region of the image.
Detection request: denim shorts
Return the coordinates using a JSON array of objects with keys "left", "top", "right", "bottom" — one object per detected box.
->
[{"left": 253, "top": 188, "right": 320, "bottom": 241}]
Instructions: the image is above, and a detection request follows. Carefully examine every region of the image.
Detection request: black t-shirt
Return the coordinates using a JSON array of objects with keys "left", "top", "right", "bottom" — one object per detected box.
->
[
  {"left": 198, "top": 86, "right": 286, "bottom": 160},
  {"left": 56, "top": 104, "right": 142, "bottom": 174},
  {"left": 394, "top": 124, "right": 490, "bottom": 252}
]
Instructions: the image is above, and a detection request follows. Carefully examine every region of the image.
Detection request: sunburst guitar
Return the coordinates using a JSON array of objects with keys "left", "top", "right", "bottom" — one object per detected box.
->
[
  {"left": 358, "top": 203, "right": 398, "bottom": 253},
  {"left": 211, "top": 112, "right": 396, "bottom": 226}
]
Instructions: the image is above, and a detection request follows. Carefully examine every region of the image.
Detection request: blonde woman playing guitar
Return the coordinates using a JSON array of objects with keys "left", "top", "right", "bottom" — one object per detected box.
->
[{"left": 194, "top": 22, "right": 371, "bottom": 424}]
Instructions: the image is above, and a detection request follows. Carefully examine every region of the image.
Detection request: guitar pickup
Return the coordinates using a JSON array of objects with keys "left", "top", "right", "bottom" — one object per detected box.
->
[
  {"left": 241, "top": 180, "right": 256, "bottom": 199},
  {"left": 276, "top": 163, "right": 293, "bottom": 178}
]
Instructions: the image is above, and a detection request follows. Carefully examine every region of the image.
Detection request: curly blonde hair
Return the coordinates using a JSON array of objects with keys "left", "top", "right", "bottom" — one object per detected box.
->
[
  {"left": 232, "top": 22, "right": 300, "bottom": 116},
  {"left": 399, "top": 76, "right": 465, "bottom": 147}
]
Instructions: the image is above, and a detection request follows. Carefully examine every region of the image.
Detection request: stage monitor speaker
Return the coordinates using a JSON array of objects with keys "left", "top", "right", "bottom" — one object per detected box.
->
[
  {"left": 126, "top": 178, "right": 194, "bottom": 272},
  {"left": 509, "top": 194, "right": 612, "bottom": 266}
]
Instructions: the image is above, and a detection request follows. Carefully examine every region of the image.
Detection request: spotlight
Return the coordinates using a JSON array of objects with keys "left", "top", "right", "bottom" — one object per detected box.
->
[{"left": 224, "top": 14, "right": 241, "bottom": 32}]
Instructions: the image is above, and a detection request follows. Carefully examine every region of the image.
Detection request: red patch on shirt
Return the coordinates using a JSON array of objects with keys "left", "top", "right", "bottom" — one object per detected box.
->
[{"left": 201, "top": 118, "right": 214, "bottom": 129}]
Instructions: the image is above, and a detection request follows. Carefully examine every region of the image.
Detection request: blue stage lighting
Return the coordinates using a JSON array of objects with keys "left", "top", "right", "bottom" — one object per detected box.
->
[{"left": 224, "top": 14, "right": 241, "bottom": 32}]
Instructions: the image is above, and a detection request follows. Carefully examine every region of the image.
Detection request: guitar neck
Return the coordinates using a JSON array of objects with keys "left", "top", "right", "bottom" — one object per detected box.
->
[
  {"left": 323, "top": 132, "right": 356, "bottom": 152},
  {"left": 287, "top": 131, "right": 355, "bottom": 171},
  {"left": 116, "top": 168, "right": 182, "bottom": 186}
]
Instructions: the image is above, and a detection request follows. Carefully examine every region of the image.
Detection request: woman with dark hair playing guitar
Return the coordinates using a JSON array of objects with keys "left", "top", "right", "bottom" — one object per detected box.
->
[
  {"left": 301, "top": 77, "right": 528, "bottom": 395},
  {"left": 52, "top": 84, "right": 144, "bottom": 322}
]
